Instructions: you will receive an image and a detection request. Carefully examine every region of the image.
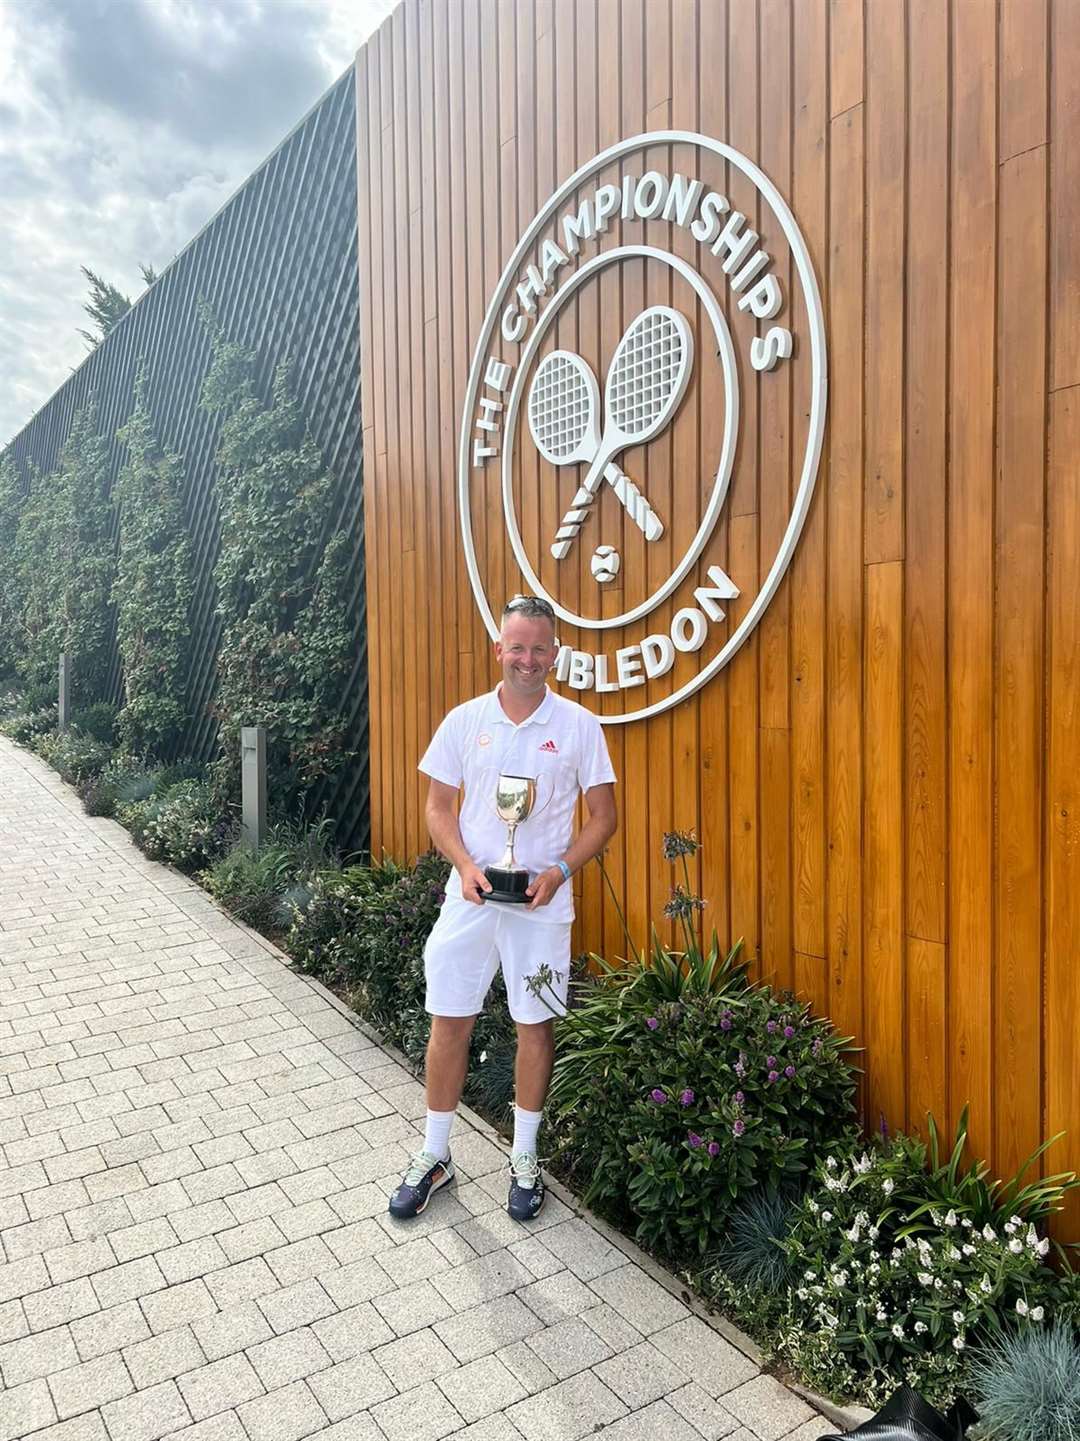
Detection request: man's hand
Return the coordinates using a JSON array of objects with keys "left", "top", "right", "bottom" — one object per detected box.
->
[
  {"left": 525, "top": 865, "right": 565, "bottom": 910},
  {"left": 458, "top": 861, "right": 493, "bottom": 905}
]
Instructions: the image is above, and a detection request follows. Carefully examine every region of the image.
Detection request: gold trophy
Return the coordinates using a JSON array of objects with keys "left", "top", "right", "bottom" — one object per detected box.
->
[{"left": 484, "top": 773, "right": 546, "bottom": 903}]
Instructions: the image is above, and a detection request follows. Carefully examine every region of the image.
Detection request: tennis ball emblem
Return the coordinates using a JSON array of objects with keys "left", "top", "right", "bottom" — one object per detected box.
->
[{"left": 590, "top": 545, "right": 620, "bottom": 584}]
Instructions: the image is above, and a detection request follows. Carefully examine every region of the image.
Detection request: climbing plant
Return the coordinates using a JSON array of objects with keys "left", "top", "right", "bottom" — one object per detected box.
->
[
  {"left": 14, "top": 402, "right": 115, "bottom": 703},
  {"left": 199, "top": 306, "right": 352, "bottom": 799},
  {"left": 0, "top": 452, "right": 25, "bottom": 684},
  {"left": 112, "top": 367, "right": 194, "bottom": 756}
]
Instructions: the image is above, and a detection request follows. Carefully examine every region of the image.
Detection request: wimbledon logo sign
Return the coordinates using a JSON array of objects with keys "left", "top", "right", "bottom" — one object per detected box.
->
[{"left": 458, "top": 130, "right": 827, "bottom": 724}]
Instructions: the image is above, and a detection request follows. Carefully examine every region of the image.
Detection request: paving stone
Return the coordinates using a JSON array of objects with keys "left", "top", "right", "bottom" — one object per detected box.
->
[
  {"left": 0, "top": 1252, "right": 50, "bottom": 1304},
  {"left": 322, "top": 1256, "right": 395, "bottom": 1309},
  {"left": 588, "top": 1265, "right": 690, "bottom": 1335},
  {"left": 140, "top": 1278, "right": 216, "bottom": 1334},
  {"left": 435, "top": 1353, "right": 527, "bottom": 1424},
  {"left": 19, "top": 1414, "right": 110, "bottom": 1441},
  {"left": 667, "top": 1382, "right": 741, "bottom": 1440},
  {"left": 430, "top": 1251, "right": 532, "bottom": 1311},
  {"left": 537, "top": 1218, "right": 623, "bottom": 1281},
  {"left": 433, "top": 1293, "right": 542, "bottom": 1365},
  {"left": 48, "top": 1352, "right": 134, "bottom": 1419},
  {"left": 259, "top": 1277, "right": 337, "bottom": 1333},
  {"left": 23, "top": 1277, "right": 100, "bottom": 1332},
  {"left": 247, "top": 1325, "right": 333, "bottom": 1387},
  {"left": 236, "top": 1380, "right": 329, "bottom": 1441},
  {"left": 176, "top": 1352, "right": 264, "bottom": 1420},
  {"left": 372, "top": 1328, "right": 458, "bottom": 1391},
  {"left": 145, "top": 1412, "right": 246, "bottom": 1441},
  {"left": 372, "top": 1279, "right": 452, "bottom": 1331},
  {"left": 203, "top": 1255, "right": 278, "bottom": 1308},
  {"left": 505, "top": 1370, "right": 628, "bottom": 1441},
  {"left": 123, "top": 1325, "right": 207, "bottom": 1388},
  {"left": 580, "top": 1302, "right": 645, "bottom": 1355},
  {"left": 524, "top": 1314, "right": 614, "bottom": 1381},
  {"left": 720, "top": 1376, "right": 816, "bottom": 1441},
  {"left": 494, "top": 1340, "right": 558, "bottom": 1398},
  {"left": 307, "top": 1352, "right": 397, "bottom": 1421},
  {"left": 369, "top": 1378, "right": 464, "bottom": 1441},
  {"left": 2, "top": 1213, "right": 72, "bottom": 1261},
  {"left": 218, "top": 1217, "right": 287, "bottom": 1262},
  {"left": 157, "top": 1235, "right": 228, "bottom": 1285},
  {"left": 652, "top": 1319, "right": 759, "bottom": 1399},
  {"left": 324, "top": 1218, "right": 392, "bottom": 1266},
  {"left": 594, "top": 1399, "right": 701, "bottom": 1439},
  {"left": 312, "top": 1302, "right": 395, "bottom": 1361},
  {"left": 266, "top": 1235, "right": 337, "bottom": 1287},
  {"left": 451, "top": 1418, "right": 526, "bottom": 1441},
  {"left": 0, "top": 1321, "right": 78, "bottom": 1384},
  {"left": 0, "top": 1377, "right": 57, "bottom": 1441},
  {"left": 593, "top": 1338, "right": 688, "bottom": 1409},
  {"left": 192, "top": 1302, "right": 274, "bottom": 1362},
  {"left": 504, "top": 1235, "right": 562, "bottom": 1281},
  {"left": 516, "top": 1271, "right": 596, "bottom": 1325},
  {"left": 378, "top": 1235, "right": 453, "bottom": 1287},
  {"left": 109, "top": 1218, "right": 178, "bottom": 1265},
  {"left": 780, "top": 1420, "right": 836, "bottom": 1440},
  {"left": 100, "top": 1378, "right": 190, "bottom": 1441}
]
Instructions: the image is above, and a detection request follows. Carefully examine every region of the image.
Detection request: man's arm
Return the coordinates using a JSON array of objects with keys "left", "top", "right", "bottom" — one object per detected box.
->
[
  {"left": 525, "top": 782, "right": 617, "bottom": 910},
  {"left": 425, "top": 778, "right": 492, "bottom": 904}
]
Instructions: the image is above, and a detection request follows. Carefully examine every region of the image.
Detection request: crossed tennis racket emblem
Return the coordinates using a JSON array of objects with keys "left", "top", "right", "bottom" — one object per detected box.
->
[{"left": 527, "top": 305, "right": 695, "bottom": 561}]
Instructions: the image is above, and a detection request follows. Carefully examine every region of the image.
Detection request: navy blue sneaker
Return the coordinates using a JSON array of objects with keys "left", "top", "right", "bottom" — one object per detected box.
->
[
  {"left": 388, "top": 1151, "right": 454, "bottom": 1219},
  {"left": 507, "top": 1151, "right": 545, "bottom": 1222}
]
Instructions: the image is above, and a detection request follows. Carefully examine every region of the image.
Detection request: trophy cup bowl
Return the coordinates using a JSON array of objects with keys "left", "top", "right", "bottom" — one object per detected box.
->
[{"left": 483, "top": 774, "right": 538, "bottom": 903}]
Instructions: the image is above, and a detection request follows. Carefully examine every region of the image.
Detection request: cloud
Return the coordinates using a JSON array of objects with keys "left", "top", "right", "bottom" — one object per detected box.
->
[{"left": 0, "top": 0, "right": 395, "bottom": 445}]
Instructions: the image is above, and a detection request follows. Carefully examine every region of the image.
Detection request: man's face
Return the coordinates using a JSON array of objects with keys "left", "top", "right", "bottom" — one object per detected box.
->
[{"left": 495, "top": 612, "right": 558, "bottom": 698}]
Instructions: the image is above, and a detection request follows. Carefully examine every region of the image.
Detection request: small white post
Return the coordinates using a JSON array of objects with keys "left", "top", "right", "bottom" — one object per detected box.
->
[
  {"left": 58, "top": 654, "right": 72, "bottom": 731},
  {"left": 240, "top": 726, "right": 267, "bottom": 850}
]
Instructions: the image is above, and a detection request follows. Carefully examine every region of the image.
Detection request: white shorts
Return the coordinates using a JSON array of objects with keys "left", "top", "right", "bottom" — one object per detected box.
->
[{"left": 424, "top": 896, "right": 571, "bottom": 1025}]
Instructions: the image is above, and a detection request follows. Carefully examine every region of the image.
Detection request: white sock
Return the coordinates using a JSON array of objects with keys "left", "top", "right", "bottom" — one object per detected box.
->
[
  {"left": 513, "top": 1104, "right": 543, "bottom": 1158},
  {"left": 423, "top": 1108, "right": 455, "bottom": 1162}
]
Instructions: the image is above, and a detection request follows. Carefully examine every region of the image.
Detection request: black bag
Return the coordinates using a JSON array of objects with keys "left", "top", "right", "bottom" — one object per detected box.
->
[{"left": 819, "top": 1385, "right": 978, "bottom": 1441}]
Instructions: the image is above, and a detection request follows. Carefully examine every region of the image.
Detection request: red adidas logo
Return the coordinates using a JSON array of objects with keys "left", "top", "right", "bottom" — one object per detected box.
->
[{"left": 539, "top": 739, "right": 558, "bottom": 753}]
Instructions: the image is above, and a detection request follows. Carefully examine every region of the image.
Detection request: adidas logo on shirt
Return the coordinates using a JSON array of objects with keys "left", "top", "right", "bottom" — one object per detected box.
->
[{"left": 539, "top": 739, "right": 558, "bottom": 753}]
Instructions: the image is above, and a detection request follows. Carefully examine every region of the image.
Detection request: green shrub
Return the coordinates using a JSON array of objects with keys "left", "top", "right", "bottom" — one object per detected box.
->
[
  {"left": 77, "top": 757, "right": 155, "bottom": 817},
  {"left": 70, "top": 702, "right": 117, "bottom": 745},
  {"left": 1, "top": 704, "right": 57, "bottom": 744},
  {"left": 968, "top": 1325, "right": 1080, "bottom": 1441},
  {"left": 200, "top": 817, "right": 340, "bottom": 935},
  {"left": 33, "top": 728, "right": 113, "bottom": 784},
  {"left": 548, "top": 967, "right": 856, "bottom": 1258},
  {"left": 118, "top": 779, "right": 233, "bottom": 871},
  {"left": 710, "top": 1189, "right": 800, "bottom": 1294},
  {"left": 774, "top": 1140, "right": 1062, "bottom": 1409}
]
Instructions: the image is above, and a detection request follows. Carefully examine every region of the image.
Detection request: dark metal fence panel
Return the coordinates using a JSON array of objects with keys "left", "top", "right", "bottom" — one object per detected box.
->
[{"left": 4, "top": 70, "right": 370, "bottom": 854}]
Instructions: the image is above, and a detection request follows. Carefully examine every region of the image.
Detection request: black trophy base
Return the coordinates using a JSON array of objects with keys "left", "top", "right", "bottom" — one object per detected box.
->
[{"left": 483, "top": 867, "right": 531, "bottom": 903}]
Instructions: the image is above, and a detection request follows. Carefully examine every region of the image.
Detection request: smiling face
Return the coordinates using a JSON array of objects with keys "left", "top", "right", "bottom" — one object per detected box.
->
[{"left": 495, "top": 611, "right": 558, "bottom": 702}]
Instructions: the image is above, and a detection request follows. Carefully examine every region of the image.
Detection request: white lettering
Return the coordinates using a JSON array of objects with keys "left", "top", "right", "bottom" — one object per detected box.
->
[
  {"left": 621, "top": 173, "right": 635, "bottom": 218},
  {"left": 594, "top": 655, "right": 619, "bottom": 693},
  {"left": 737, "top": 273, "right": 784, "bottom": 319},
  {"left": 712, "top": 211, "right": 759, "bottom": 273},
  {"left": 475, "top": 395, "right": 502, "bottom": 432},
  {"left": 539, "top": 237, "right": 570, "bottom": 288},
  {"left": 594, "top": 183, "right": 621, "bottom": 232},
  {"left": 693, "top": 565, "right": 740, "bottom": 621},
  {"left": 640, "top": 634, "right": 675, "bottom": 679},
  {"left": 751, "top": 326, "right": 793, "bottom": 371},
  {"left": 691, "top": 190, "right": 728, "bottom": 245},
  {"left": 615, "top": 645, "right": 645, "bottom": 688},
  {"left": 562, "top": 199, "right": 595, "bottom": 256},
  {"left": 516, "top": 263, "right": 547, "bottom": 315},
  {"left": 662, "top": 173, "right": 704, "bottom": 229},
  {"left": 555, "top": 645, "right": 574, "bottom": 683},
  {"left": 501, "top": 304, "right": 526, "bottom": 343},
  {"left": 567, "top": 650, "right": 595, "bottom": 690},
  {"left": 473, "top": 439, "right": 497, "bottom": 466},
  {"left": 633, "top": 170, "right": 668, "bottom": 220},
  {"left": 484, "top": 356, "right": 512, "bottom": 391},
  {"left": 671, "top": 607, "right": 709, "bottom": 652},
  {"left": 730, "top": 249, "right": 771, "bottom": 293}
]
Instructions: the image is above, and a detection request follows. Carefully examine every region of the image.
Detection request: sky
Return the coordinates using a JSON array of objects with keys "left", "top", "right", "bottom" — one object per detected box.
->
[{"left": 0, "top": 0, "right": 396, "bottom": 445}]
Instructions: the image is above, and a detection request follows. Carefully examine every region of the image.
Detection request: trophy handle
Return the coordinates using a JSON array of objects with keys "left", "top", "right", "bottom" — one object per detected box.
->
[{"left": 531, "top": 771, "right": 557, "bottom": 820}]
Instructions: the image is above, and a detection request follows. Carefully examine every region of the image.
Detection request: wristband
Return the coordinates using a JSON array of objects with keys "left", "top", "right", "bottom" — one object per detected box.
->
[{"left": 554, "top": 860, "right": 571, "bottom": 883}]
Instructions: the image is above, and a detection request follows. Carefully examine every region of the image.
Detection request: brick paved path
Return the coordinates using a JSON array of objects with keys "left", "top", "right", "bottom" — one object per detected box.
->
[{"left": 0, "top": 737, "right": 834, "bottom": 1441}]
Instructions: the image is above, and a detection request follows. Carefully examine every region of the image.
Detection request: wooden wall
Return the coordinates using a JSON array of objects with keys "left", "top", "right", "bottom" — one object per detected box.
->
[{"left": 356, "top": 0, "right": 1080, "bottom": 1233}]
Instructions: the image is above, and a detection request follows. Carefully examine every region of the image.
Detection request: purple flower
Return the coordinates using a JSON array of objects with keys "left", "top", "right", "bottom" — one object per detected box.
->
[
  {"left": 767, "top": 1070, "right": 779, "bottom": 1084},
  {"left": 679, "top": 1089, "right": 695, "bottom": 1107},
  {"left": 732, "top": 1119, "right": 746, "bottom": 1137},
  {"left": 734, "top": 1091, "right": 745, "bottom": 1104},
  {"left": 766, "top": 1020, "right": 778, "bottom": 1034},
  {"left": 766, "top": 1056, "right": 777, "bottom": 1069},
  {"left": 687, "top": 1132, "right": 703, "bottom": 1149},
  {"left": 812, "top": 1037, "right": 823, "bottom": 1056},
  {"left": 646, "top": 1017, "right": 659, "bottom": 1031},
  {"left": 734, "top": 1053, "right": 747, "bottom": 1079},
  {"left": 783, "top": 1024, "right": 796, "bottom": 1039},
  {"left": 650, "top": 1088, "right": 667, "bottom": 1104},
  {"left": 720, "top": 1009, "right": 733, "bottom": 1031},
  {"left": 785, "top": 1064, "right": 796, "bottom": 1079},
  {"left": 707, "top": 1141, "right": 720, "bottom": 1157},
  {"left": 879, "top": 1112, "right": 889, "bottom": 1139}
]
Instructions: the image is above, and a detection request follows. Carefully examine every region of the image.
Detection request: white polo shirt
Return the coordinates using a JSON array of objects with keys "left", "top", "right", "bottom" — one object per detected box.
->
[{"left": 418, "top": 685, "right": 616, "bottom": 924}]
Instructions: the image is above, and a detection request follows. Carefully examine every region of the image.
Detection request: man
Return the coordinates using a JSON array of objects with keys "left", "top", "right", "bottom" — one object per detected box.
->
[{"left": 388, "top": 595, "right": 618, "bottom": 1222}]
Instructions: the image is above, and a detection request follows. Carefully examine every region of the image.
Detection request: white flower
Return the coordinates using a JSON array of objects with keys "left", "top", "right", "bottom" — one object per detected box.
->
[
  {"left": 961, "top": 1216, "right": 973, "bottom": 1228},
  {"left": 853, "top": 1154, "right": 871, "bottom": 1174},
  {"left": 1009, "top": 1238, "right": 1023, "bottom": 1255},
  {"left": 980, "top": 1276, "right": 993, "bottom": 1294},
  {"left": 1031, "top": 1305, "right": 1045, "bottom": 1321},
  {"left": 1005, "top": 1219, "right": 1018, "bottom": 1235},
  {"left": 953, "top": 1336, "right": 965, "bottom": 1351},
  {"left": 821, "top": 1211, "right": 833, "bottom": 1223},
  {"left": 856, "top": 1210, "right": 870, "bottom": 1226},
  {"left": 952, "top": 1310, "right": 965, "bottom": 1324},
  {"left": 845, "top": 1225, "right": 860, "bottom": 1242},
  {"left": 947, "top": 1246, "right": 961, "bottom": 1260},
  {"left": 804, "top": 1269, "right": 816, "bottom": 1281},
  {"left": 797, "top": 1287, "right": 809, "bottom": 1300},
  {"left": 826, "top": 1155, "right": 838, "bottom": 1169},
  {"left": 944, "top": 1210, "right": 958, "bottom": 1227},
  {"left": 876, "top": 1307, "right": 888, "bottom": 1322},
  {"left": 891, "top": 1323, "right": 904, "bottom": 1339},
  {"left": 962, "top": 1244, "right": 976, "bottom": 1256},
  {"left": 915, "top": 1321, "right": 928, "bottom": 1334},
  {"left": 983, "top": 1224, "right": 996, "bottom": 1242},
  {"left": 1037, "top": 1237, "right": 1050, "bottom": 1257},
  {"left": 808, "top": 1199, "right": 819, "bottom": 1214},
  {"left": 882, "top": 1179, "right": 895, "bottom": 1195},
  {"left": 918, "top": 1272, "right": 934, "bottom": 1287},
  {"left": 1016, "top": 1298, "right": 1029, "bottom": 1316},
  {"left": 869, "top": 1226, "right": 880, "bottom": 1241}
]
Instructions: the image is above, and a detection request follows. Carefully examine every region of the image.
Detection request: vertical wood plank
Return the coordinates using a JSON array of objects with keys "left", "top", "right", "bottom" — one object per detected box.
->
[
  {"left": 829, "top": 0, "right": 863, "bottom": 118},
  {"left": 907, "top": 938, "right": 947, "bottom": 1136},
  {"left": 1051, "top": 0, "right": 1080, "bottom": 391},
  {"left": 1000, "top": 0, "right": 1047, "bottom": 162}
]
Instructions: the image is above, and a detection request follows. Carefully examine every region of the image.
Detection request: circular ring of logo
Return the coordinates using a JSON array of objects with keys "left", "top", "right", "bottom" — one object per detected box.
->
[{"left": 458, "top": 129, "right": 827, "bottom": 725}]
